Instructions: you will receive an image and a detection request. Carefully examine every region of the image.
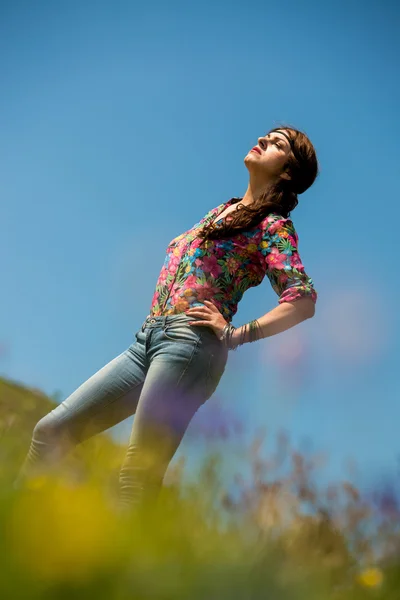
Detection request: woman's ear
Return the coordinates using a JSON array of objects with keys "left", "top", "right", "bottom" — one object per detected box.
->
[{"left": 280, "top": 170, "right": 291, "bottom": 181}]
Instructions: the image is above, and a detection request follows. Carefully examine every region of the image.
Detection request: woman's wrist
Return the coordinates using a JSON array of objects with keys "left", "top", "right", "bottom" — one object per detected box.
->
[
  {"left": 228, "top": 320, "right": 264, "bottom": 349},
  {"left": 230, "top": 327, "right": 242, "bottom": 346},
  {"left": 222, "top": 324, "right": 244, "bottom": 350},
  {"left": 219, "top": 320, "right": 263, "bottom": 350}
]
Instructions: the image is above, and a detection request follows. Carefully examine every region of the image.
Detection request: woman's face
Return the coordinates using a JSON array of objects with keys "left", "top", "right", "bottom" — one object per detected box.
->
[{"left": 244, "top": 129, "right": 293, "bottom": 181}]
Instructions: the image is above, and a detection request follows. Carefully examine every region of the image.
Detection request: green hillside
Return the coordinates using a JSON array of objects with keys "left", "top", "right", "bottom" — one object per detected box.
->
[
  {"left": 0, "top": 375, "right": 57, "bottom": 434},
  {"left": 1, "top": 377, "right": 400, "bottom": 597},
  {"left": 0, "top": 376, "right": 125, "bottom": 489}
]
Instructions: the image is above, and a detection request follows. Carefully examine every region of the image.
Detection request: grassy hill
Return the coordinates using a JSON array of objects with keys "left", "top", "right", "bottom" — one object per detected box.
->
[
  {"left": 1, "top": 377, "right": 399, "bottom": 598},
  {"left": 0, "top": 376, "right": 126, "bottom": 490},
  {"left": 0, "top": 375, "right": 57, "bottom": 434}
]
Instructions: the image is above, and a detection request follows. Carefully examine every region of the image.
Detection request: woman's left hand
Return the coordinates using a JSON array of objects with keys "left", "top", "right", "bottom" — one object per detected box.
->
[{"left": 186, "top": 300, "right": 229, "bottom": 339}]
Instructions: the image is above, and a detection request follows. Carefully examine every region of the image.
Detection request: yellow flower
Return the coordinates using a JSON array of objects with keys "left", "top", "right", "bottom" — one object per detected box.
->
[
  {"left": 26, "top": 475, "right": 49, "bottom": 490},
  {"left": 9, "top": 480, "right": 120, "bottom": 582},
  {"left": 246, "top": 243, "right": 258, "bottom": 253},
  {"left": 260, "top": 241, "right": 270, "bottom": 249},
  {"left": 357, "top": 567, "right": 383, "bottom": 588}
]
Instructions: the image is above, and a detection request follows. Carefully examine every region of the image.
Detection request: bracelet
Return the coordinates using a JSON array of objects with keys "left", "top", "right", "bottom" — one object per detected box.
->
[
  {"left": 219, "top": 319, "right": 263, "bottom": 350},
  {"left": 218, "top": 324, "right": 236, "bottom": 349}
]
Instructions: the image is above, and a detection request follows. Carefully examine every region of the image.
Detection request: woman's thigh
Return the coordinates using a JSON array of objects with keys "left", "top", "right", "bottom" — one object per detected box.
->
[
  {"left": 125, "top": 317, "right": 228, "bottom": 467},
  {"left": 41, "top": 331, "right": 149, "bottom": 444}
]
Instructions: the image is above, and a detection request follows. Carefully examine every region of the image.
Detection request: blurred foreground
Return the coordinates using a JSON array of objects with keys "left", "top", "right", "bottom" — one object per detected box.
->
[{"left": 1, "top": 376, "right": 399, "bottom": 599}]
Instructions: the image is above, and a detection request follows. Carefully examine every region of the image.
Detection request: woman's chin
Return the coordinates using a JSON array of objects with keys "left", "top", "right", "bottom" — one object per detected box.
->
[{"left": 244, "top": 154, "right": 259, "bottom": 170}]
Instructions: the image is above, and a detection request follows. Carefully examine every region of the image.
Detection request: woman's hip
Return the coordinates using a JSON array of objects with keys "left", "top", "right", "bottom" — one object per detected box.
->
[{"left": 142, "top": 314, "right": 228, "bottom": 402}]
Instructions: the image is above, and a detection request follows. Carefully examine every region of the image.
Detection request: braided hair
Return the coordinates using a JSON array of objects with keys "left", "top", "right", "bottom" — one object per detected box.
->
[{"left": 198, "top": 125, "right": 319, "bottom": 243}]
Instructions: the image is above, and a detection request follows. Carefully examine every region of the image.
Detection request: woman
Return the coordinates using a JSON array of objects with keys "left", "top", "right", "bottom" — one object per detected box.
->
[{"left": 15, "top": 125, "right": 318, "bottom": 511}]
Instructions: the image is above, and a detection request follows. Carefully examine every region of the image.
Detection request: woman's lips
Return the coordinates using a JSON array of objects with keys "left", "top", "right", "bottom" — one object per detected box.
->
[{"left": 251, "top": 147, "right": 261, "bottom": 155}]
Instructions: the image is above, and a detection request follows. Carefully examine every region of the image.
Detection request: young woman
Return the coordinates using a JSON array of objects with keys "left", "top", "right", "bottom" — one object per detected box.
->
[{"left": 15, "top": 126, "right": 318, "bottom": 511}]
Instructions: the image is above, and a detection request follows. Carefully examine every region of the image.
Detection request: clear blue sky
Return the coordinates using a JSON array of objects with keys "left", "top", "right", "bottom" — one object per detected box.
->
[{"left": 1, "top": 0, "right": 399, "bottom": 494}]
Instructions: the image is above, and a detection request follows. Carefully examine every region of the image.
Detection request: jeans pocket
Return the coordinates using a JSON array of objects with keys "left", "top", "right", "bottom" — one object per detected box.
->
[{"left": 163, "top": 323, "right": 200, "bottom": 345}]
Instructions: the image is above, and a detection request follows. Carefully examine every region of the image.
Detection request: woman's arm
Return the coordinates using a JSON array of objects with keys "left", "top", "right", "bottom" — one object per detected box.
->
[
  {"left": 232, "top": 297, "right": 314, "bottom": 344},
  {"left": 232, "top": 215, "right": 317, "bottom": 345}
]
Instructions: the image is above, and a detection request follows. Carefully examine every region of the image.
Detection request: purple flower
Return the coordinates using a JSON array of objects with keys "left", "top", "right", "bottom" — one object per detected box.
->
[{"left": 189, "top": 402, "right": 244, "bottom": 440}]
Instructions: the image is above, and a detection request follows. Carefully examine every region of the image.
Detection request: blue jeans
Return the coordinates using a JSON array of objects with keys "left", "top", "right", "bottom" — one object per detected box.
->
[{"left": 14, "top": 313, "right": 229, "bottom": 509}]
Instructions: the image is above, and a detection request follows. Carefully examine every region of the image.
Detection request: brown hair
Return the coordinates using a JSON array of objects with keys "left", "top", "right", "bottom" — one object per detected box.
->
[{"left": 198, "top": 125, "right": 319, "bottom": 243}]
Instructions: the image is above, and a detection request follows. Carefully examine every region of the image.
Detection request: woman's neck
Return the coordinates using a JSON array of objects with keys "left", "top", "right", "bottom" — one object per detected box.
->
[{"left": 241, "top": 178, "right": 276, "bottom": 207}]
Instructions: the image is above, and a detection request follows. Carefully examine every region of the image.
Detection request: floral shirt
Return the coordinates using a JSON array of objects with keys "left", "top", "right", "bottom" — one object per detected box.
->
[{"left": 148, "top": 197, "right": 317, "bottom": 323}]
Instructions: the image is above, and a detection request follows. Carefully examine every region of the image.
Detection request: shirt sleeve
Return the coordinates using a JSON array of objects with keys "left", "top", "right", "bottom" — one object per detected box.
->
[{"left": 259, "top": 216, "right": 318, "bottom": 304}]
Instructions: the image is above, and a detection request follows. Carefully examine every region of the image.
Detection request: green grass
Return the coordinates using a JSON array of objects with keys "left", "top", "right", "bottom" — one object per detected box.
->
[{"left": 1, "top": 376, "right": 399, "bottom": 599}]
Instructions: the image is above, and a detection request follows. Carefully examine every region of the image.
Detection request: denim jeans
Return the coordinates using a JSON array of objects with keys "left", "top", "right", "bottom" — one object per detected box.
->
[{"left": 14, "top": 313, "right": 229, "bottom": 509}]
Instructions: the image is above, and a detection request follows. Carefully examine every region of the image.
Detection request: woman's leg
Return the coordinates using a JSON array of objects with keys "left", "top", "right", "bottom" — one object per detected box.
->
[
  {"left": 118, "top": 315, "right": 228, "bottom": 510},
  {"left": 14, "top": 328, "right": 149, "bottom": 488}
]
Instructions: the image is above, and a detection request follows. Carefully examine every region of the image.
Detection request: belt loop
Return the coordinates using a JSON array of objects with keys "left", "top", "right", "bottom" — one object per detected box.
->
[{"left": 141, "top": 315, "right": 149, "bottom": 332}]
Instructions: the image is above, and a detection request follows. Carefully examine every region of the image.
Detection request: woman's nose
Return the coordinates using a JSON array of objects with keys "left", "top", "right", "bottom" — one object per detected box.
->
[{"left": 258, "top": 137, "right": 266, "bottom": 149}]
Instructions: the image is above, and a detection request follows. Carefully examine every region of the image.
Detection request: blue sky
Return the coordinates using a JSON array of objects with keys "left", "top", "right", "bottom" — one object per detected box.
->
[{"left": 1, "top": 0, "right": 399, "bottom": 494}]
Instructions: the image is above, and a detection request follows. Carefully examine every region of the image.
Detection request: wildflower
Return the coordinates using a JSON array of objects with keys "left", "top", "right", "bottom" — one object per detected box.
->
[
  {"left": 26, "top": 475, "right": 48, "bottom": 490},
  {"left": 9, "top": 480, "right": 119, "bottom": 582},
  {"left": 357, "top": 567, "right": 383, "bottom": 588}
]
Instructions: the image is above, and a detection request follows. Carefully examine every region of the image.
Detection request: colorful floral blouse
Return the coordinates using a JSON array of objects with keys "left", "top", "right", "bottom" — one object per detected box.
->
[{"left": 148, "top": 197, "right": 317, "bottom": 323}]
